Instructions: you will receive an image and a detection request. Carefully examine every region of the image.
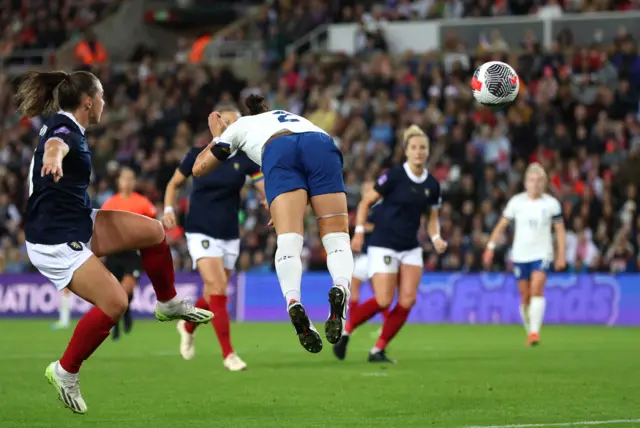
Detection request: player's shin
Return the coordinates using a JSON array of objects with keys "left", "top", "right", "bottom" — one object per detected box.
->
[
  {"left": 60, "top": 307, "right": 117, "bottom": 373},
  {"left": 519, "top": 304, "right": 530, "bottom": 334},
  {"left": 275, "top": 233, "right": 304, "bottom": 305},
  {"left": 140, "top": 237, "right": 177, "bottom": 302},
  {"left": 373, "top": 303, "right": 411, "bottom": 353},
  {"left": 322, "top": 232, "right": 354, "bottom": 292},
  {"left": 529, "top": 296, "right": 546, "bottom": 334}
]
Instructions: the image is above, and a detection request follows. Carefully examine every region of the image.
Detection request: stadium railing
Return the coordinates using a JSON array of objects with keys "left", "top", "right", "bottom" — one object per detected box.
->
[{"left": 326, "top": 11, "right": 640, "bottom": 54}]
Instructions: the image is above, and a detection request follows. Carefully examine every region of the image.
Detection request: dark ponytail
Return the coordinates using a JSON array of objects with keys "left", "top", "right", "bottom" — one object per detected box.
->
[
  {"left": 244, "top": 94, "right": 269, "bottom": 115},
  {"left": 16, "top": 70, "right": 100, "bottom": 118}
]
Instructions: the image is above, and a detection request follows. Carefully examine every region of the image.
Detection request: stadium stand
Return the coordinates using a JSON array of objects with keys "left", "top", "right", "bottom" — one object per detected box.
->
[{"left": 0, "top": 0, "right": 639, "bottom": 274}]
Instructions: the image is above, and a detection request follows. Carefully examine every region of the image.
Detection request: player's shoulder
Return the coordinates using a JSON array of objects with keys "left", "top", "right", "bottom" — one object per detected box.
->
[
  {"left": 43, "top": 113, "right": 82, "bottom": 137},
  {"left": 542, "top": 193, "right": 560, "bottom": 204},
  {"left": 509, "top": 192, "right": 528, "bottom": 204},
  {"left": 425, "top": 171, "right": 440, "bottom": 188}
]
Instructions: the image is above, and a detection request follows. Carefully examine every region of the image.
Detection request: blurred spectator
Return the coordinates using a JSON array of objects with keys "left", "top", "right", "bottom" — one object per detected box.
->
[{"left": 75, "top": 29, "right": 108, "bottom": 67}]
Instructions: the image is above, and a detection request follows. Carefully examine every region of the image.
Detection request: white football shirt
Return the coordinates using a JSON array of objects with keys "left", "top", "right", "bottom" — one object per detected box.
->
[
  {"left": 502, "top": 192, "right": 563, "bottom": 263},
  {"left": 216, "top": 110, "right": 327, "bottom": 166}
]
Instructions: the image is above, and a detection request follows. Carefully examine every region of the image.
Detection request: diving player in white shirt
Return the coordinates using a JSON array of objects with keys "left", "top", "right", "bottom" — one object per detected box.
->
[
  {"left": 483, "top": 163, "right": 566, "bottom": 346},
  {"left": 192, "top": 95, "right": 354, "bottom": 354}
]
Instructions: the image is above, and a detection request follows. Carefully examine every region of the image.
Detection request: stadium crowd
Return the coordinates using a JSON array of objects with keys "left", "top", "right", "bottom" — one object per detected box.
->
[{"left": 1, "top": 1, "right": 640, "bottom": 275}]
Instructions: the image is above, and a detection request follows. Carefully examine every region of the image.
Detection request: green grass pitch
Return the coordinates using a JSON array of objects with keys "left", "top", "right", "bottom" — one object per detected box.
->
[{"left": 0, "top": 320, "right": 638, "bottom": 428}]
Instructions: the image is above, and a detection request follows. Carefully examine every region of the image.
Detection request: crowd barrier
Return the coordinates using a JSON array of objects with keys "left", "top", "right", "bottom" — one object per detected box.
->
[{"left": 0, "top": 273, "right": 637, "bottom": 326}]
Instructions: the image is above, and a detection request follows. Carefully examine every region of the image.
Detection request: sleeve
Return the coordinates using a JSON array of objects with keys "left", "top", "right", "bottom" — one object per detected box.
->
[
  {"left": 216, "top": 122, "right": 242, "bottom": 153},
  {"left": 101, "top": 196, "right": 116, "bottom": 210},
  {"left": 143, "top": 197, "right": 157, "bottom": 218},
  {"left": 246, "top": 160, "right": 263, "bottom": 182},
  {"left": 502, "top": 196, "right": 516, "bottom": 220},
  {"left": 373, "top": 168, "right": 398, "bottom": 196},
  {"left": 431, "top": 180, "right": 442, "bottom": 210},
  {"left": 550, "top": 197, "right": 563, "bottom": 223},
  {"left": 178, "top": 149, "right": 198, "bottom": 177},
  {"left": 48, "top": 125, "right": 79, "bottom": 150}
]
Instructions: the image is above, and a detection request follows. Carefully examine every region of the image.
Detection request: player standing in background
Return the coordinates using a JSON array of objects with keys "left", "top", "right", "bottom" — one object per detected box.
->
[
  {"left": 192, "top": 95, "right": 354, "bottom": 354},
  {"left": 163, "top": 109, "right": 265, "bottom": 371},
  {"left": 483, "top": 163, "right": 566, "bottom": 346},
  {"left": 334, "top": 126, "right": 447, "bottom": 363},
  {"left": 101, "top": 167, "right": 157, "bottom": 341},
  {"left": 17, "top": 70, "right": 213, "bottom": 414},
  {"left": 51, "top": 289, "right": 72, "bottom": 330}
]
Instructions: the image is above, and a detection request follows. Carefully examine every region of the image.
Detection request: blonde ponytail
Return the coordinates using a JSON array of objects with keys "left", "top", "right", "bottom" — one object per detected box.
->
[{"left": 403, "top": 125, "right": 427, "bottom": 145}]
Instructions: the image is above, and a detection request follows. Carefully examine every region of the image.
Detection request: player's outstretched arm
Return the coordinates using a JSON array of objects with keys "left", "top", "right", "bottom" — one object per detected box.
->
[
  {"left": 352, "top": 188, "right": 381, "bottom": 252},
  {"left": 41, "top": 139, "right": 70, "bottom": 183},
  {"left": 192, "top": 141, "right": 227, "bottom": 177},
  {"left": 162, "top": 169, "right": 187, "bottom": 228},
  {"left": 483, "top": 216, "right": 510, "bottom": 268}
]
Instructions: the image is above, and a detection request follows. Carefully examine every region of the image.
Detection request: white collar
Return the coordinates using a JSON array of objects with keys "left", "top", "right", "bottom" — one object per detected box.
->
[
  {"left": 403, "top": 162, "right": 428, "bottom": 183},
  {"left": 58, "top": 111, "right": 86, "bottom": 135}
]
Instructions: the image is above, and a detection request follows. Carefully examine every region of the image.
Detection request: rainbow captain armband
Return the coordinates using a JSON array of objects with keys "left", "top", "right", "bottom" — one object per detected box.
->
[{"left": 250, "top": 171, "right": 264, "bottom": 182}]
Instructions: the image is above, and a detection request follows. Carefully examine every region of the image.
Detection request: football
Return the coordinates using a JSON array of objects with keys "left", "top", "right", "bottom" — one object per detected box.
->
[{"left": 471, "top": 61, "right": 520, "bottom": 109}]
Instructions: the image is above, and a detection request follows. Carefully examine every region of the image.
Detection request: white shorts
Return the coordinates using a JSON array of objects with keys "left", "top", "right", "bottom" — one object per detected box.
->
[
  {"left": 367, "top": 246, "right": 423, "bottom": 277},
  {"left": 186, "top": 232, "right": 240, "bottom": 271},
  {"left": 26, "top": 209, "right": 98, "bottom": 291},
  {"left": 353, "top": 254, "right": 369, "bottom": 282}
]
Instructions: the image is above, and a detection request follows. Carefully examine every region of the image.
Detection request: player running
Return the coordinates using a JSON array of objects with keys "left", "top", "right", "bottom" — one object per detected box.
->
[
  {"left": 164, "top": 109, "right": 265, "bottom": 371},
  {"left": 333, "top": 125, "right": 447, "bottom": 363},
  {"left": 483, "top": 163, "right": 566, "bottom": 346},
  {"left": 101, "top": 167, "right": 157, "bottom": 341},
  {"left": 17, "top": 70, "right": 213, "bottom": 414},
  {"left": 192, "top": 95, "right": 353, "bottom": 354}
]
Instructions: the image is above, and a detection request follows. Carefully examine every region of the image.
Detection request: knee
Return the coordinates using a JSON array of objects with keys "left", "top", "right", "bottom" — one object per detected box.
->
[
  {"left": 276, "top": 233, "right": 304, "bottom": 258},
  {"left": 374, "top": 294, "right": 393, "bottom": 309},
  {"left": 318, "top": 217, "right": 349, "bottom": 235},
  {"left": 398, "top": 294, "right": 416, "bottom": 308},
  {"left": 148, "top": 219, "right": 165, "bottom": 245},
  {"left": 521, "top": 295, "right": 531, "bottom": 305},
  {"left": 103, "top": 291, "right": 128, "bottom": 320},
  {"left": 203, "top": 280, "right": 226, "bottom": 296}
]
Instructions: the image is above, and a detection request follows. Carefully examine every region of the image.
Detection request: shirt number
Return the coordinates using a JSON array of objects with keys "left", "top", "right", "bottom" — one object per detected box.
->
[{"left": 272, "top": 110, "right": 299, "bottom": 123}]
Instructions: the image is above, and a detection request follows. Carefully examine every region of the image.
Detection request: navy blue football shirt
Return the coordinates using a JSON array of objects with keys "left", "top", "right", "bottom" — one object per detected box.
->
[
  {"left": 179, "top": 147, "right": 262, "bottom": 240},
  {"left": 25, "top": 112, "right": 93, "bottom": 245},
  {"left": 367, "top": 163, "right": 442, "bottom": 252}
]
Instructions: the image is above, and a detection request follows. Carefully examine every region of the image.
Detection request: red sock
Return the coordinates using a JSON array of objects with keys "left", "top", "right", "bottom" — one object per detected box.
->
[
  {"left": 60, "top": 307, "right": 116, "bottom": 373},
  {"left": 209, "top": 295, "right": 234, "bottom": 359},
  {"left": 140, "top": 238, "right": 177, "bottom": 302},
  {"left": 382, "top": 307, "right": 390, "bottom": 321},
  {"left": 184, "top": 296, "right": 209, "bottom": 334},
  {"left": 375, "top": 304, "right": 411, "bottom": 350},
  {"left": 345, "top": 297, "right": 383, "bottom": 334},
  {"left": 348, "top": 300, "right": 358, "bottom": 316}
]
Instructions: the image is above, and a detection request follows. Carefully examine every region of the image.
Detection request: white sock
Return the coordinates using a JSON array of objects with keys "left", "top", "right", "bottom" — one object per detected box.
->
[
  {"left": 275, "top": 233, "right": 304, "bottom": 306},
  {"left": 529, "top": 296, "right": 546, "bottom": 334},
  {"left": 370, "top": 346, "right": 382, "bottom": 354},
  {"left": 519, "top": 304, "right": 530, "bottom": 334},
  {"left": 321, "top": 232, "right": 354, "bottom": 291},
  {"left": 59, "top": 292, "right": 71, "bottom": 326}
]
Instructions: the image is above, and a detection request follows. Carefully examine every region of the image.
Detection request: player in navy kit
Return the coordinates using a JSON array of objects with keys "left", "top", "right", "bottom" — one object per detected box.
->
[
  {"left": 333, "top": 125, "right": 447, "bottom": 363},
  {"left": 163, "top": 109, "right": 265, "bottom": 371},
  {"left": 17, "top": 70, "right": 213, "bottom": 414}
]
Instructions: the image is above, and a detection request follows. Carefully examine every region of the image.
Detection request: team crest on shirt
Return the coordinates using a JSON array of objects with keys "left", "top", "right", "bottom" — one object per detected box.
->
[
  {"left": 383, "top": 255, "right": 392, "bottom": 265},
  {"left": 234, "top": 162, "right": 240, "bottom": 170},
  {"left": 67, "top": 241, "right": 82, "bottom": 252},
  {"left": 425, "top": 189, "right": 430, "bottom": 197},
  {"left": 202, "top": 240, "right": 210, "bottom": 249}
]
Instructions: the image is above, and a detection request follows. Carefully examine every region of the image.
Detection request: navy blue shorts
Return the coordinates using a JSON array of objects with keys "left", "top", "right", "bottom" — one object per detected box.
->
[
  {"left": 262, "top": 132, "right": 345, "bottom": 205},
  {"left": 513, "top": 259, "right": 550, "bottom": 280}
]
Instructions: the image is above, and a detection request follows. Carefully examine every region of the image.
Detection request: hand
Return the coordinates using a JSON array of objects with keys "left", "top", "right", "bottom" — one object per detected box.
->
[
  {"left": 162, "top": 211, "right": 177, "bottom": 229},
  {"left": 208, "top": 111, "right": 227, "bottom": 137},
  {"left": 41, "top": 156, "right": 63, "bottom": 183},
  {"left": 432, "top": 236, "right": 448, "bottom": 254},
  {"left": 554, "top": 258, "right": 566, "bottom": 272},
  {"left": 482, "top": 248, "right": 494, "bottom": 268},
  {"left": 351, "top": 233, "right": 364, "bottom": 253}
]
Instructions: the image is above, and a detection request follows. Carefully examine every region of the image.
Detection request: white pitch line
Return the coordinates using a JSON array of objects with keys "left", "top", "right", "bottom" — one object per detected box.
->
[{"left": 466, "top": 419, "right": 640, "bottom": 428}]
